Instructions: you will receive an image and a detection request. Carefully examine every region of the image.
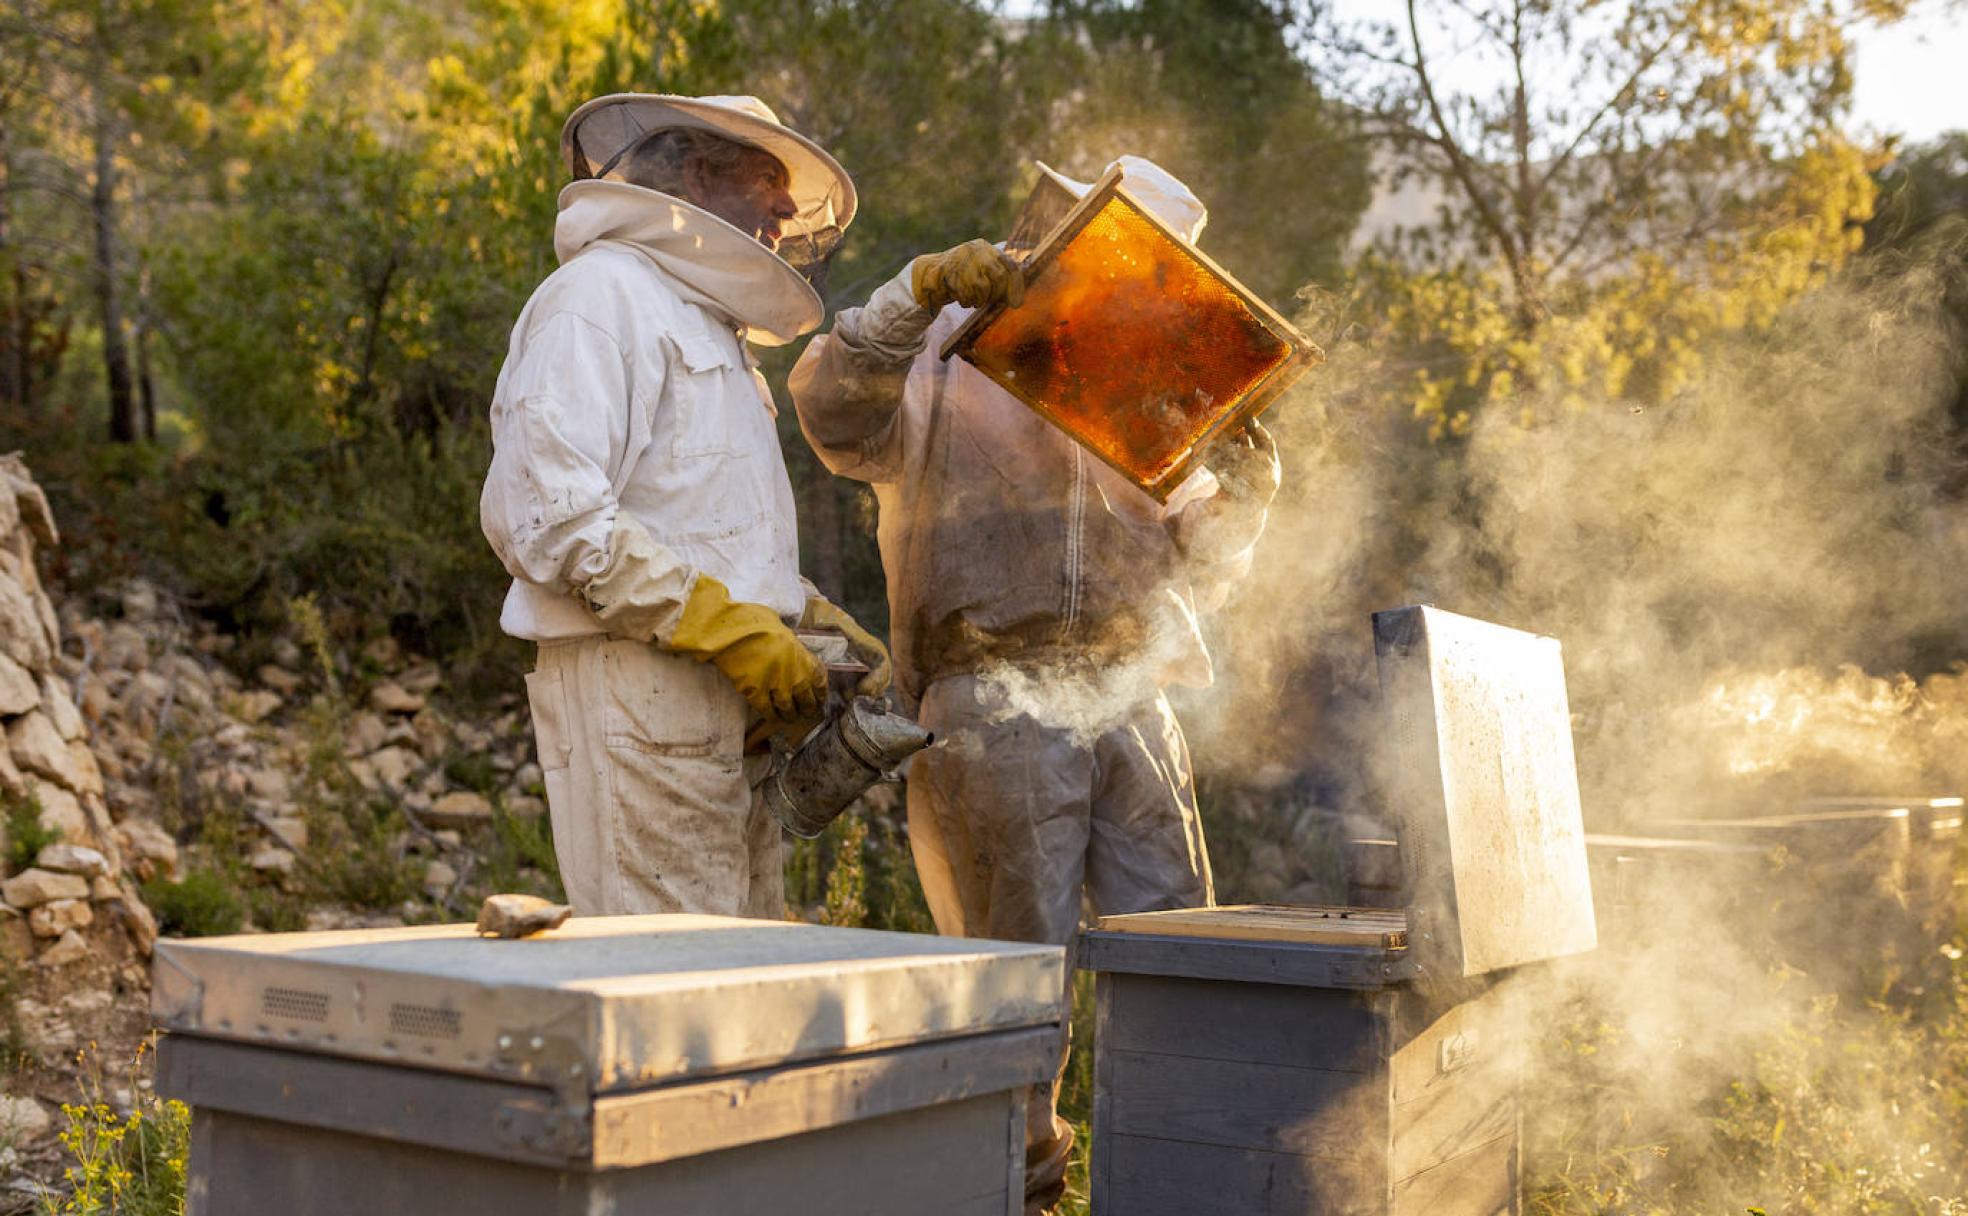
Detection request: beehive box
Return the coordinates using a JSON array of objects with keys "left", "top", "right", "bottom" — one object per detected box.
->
[
  {"left": 1080, "top": 606, "right": 1606, "bottom": 1214},
  {"left": 151, "top": 915, "right": 1064, "bottom": 1216},
  {"left": 1797, "top": 797, "right": 1964, "bottom": 948},
  {"left": 1081, "top": 906, "right": 1517, "bottom": 1216},
  {"left": 1654, "top": 807, "right": 1920, "bottom": 984},
  {"left": 1581, "top": 833, "right": 1777, "bottom": 949}
]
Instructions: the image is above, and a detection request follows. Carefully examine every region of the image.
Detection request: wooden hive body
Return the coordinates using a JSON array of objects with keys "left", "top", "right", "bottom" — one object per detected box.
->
[
  {"left": 153, "top": 915, "right": 1064, "bottom": 1216},
  {"left": 1083, "top": 908, "right": 1518, "bottom": 1216}
]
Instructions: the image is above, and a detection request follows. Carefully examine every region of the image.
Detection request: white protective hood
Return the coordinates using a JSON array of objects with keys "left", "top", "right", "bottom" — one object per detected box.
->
[{"left": 553, "top": 179, "right": 824, "bottom": 347}]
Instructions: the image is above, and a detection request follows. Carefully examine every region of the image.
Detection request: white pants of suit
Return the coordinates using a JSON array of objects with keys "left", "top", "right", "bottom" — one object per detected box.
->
[{"left": 525, "top": 636, "right": 782, "bottom": 917}]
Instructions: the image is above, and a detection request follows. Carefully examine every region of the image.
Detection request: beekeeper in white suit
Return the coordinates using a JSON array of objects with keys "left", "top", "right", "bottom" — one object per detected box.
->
[
  {"left": 789, "top": 155, "right": 1281, "bottom": 1215},
  {"left": 480, "top": 94, "right": 889, "bottom": 919}
]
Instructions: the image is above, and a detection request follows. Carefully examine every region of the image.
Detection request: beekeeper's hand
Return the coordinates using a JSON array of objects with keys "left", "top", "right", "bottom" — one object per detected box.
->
[
  {"left": 668, "top": 574, "right": 827, "bottom": 722},
  {"left": 912, "top": 240, "right": 1025, "bottom": 312},
  {"left": 801, "top": 595, "right": 893, "bottom": 698},
  {"left": 1209, "top": 420, "right": 1281, "bottom": 506}
]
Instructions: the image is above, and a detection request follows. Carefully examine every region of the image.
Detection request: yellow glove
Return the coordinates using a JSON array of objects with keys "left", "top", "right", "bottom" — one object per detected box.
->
[
  {"left": 912, "top": 239, "right": 1025, "bottom": 312},
  {"left": 800, "top": 596, "right": 893, "bottom": 698},
  {"left": 669, "top": 574, "right": 827, "bottom": 722}
]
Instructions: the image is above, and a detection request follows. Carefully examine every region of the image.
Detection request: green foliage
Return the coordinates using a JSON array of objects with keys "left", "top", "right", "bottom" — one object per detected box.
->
[
  {"left": 1525, "top": 971, "right": 1968, "bottom": 1215},
  {"left": 4, "top": 790, "right": 60, "bottom": 873},
  {"left": 820, "top": 813, "right": 868, "bottom": 928},
  {"left": 460, "top": 803, "right": 566, "bottom": 906},
  {"left": 39, "top": 1046, "right": 190, "bottom": 1216},
  {"left": 138, "top": 868, "right": 244, "bottom": 938}
]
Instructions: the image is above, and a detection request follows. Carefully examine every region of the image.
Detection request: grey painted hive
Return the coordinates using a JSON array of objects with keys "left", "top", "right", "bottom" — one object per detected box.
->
[
  {"left": 151, "top": 913, "right": 1065, "bottom": 1216},
  {"left": 1082, "top": 605, "right": 1599, "bottom": 1215}
]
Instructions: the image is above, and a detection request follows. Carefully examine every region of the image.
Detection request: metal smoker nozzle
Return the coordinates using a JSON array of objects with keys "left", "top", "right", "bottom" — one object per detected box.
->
[{"left": 761, "top": 698, "right": 936, "bottom": 839}]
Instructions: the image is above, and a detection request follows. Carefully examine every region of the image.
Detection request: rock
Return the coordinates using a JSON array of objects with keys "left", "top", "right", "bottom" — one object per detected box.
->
[
  {"left": 0, "top": 911, "right": 31, "bottom": 963},
  {"left": 506, "top": 795, "right": 547, "bottom": 819},
  {"left": 362, "top": 636, "right": 401, "bottom": 667},
  {"left": 103, "top": 621, "right": 148, "bottom": 672},
  {"left": 366, "top": 745, "right": 420, "bottom": 791},
  {"left": 476, "top": 894, "right": 572, "bottom": 940},
  {"left": 246, "top": 767, "right": 292, "bottom": 802},
  {"left": 0, "top": 746, "right": 23, "bottom": 798},
  {"left": 369, "top": 681, "right": 425, "bottom": 715},
  {"left": 411, "top": 710, "right": 451, "bottom": 760},
  {"left": 1, "top": 868, "right": 90, "bottom": 909},
  {"left": 426, "top": 791, "right": 493, "bottom": 829},
  {"left": 250, "top": 846, "right": 295, "bottom": 875},
  {"left": 120, "top": 579, "right": 161, "bottom": 622},
  {"left": 346, "top": 757, "right": 379, "bottom": 792},
  {"left": 265, "top": 815, "right": 308, "bottom": 851},
  {"left": 37, "top": 928, "right": 89, "bottom": 967},
  {"left": 421, "top": 860, "right": 458, "bottom": 898},
  {"left": 7, "top": 710, "right": 80, "bottom": 790},
  {"left": 77, "top": 678, "right": 113, "bottom": 726},
  {"left": 89, "top": 875, "right": 118, "bottom": 900},
  {"left": 34, "top": 843, "right": 109, "bottom": 878},
  {"left": 0, "top": 1095, "right": 52, "bottom": 1142},
  {"left": 29, "top": 898, "right": 92, "bottom": 938},
  {"left": 112, "top": 879, "right": 158, "bottom": 955},
  {"left": 347, "top": 712, "right": 388, "bottom": 754},
  {"left": 432, "top": 829, "right": 462, "bottom": 849},
  {"left": 118, "top": 819, "right": 179, "bottom": 878},
  {"left": 24, "top": 781, "right": 88, "bottom": 848},
  {"left": 38, "top": 675, "right": 85, "bottom": 741},
  {"left": 271, "top": 637, "right": 303, "bottom": 669},
  {"left": 229, "top": 689, "right": 283, "bottom": 725},
  {"left": 62, "top": 741, "right": 104, "bottom": 797},
  {"left": 514, "top": 762, "right": 544, "bottom": 790},
  {"left": 402, "top": 790, "right": 432, "bottom": 814},
  {"left": 257, "top": 664, "right": 302, "bottom": 695},
  {"left": 0, "top": 652, "right": 38, "bottom": 715},
  {"left": 0, "top": 567, "right": 50, "bottom": 670},
  {"left": 398, "top": 663, "right": 442, "bottom": 696}
]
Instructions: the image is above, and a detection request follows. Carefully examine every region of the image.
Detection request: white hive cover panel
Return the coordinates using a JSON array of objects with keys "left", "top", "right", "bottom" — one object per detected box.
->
[{"left": 1373, "top": 605, "right": 1599, "bottom": 977}]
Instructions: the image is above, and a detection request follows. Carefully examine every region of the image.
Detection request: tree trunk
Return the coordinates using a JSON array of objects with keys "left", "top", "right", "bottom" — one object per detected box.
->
[
  {"left": 92, "top": 93, "right": 136, "bottom": 443},
  {"left": 137, "top": 309, "right": 157, "bottom": 441},
  {"left": 0, "top": 126, "right": 20, "bottom": 411}
]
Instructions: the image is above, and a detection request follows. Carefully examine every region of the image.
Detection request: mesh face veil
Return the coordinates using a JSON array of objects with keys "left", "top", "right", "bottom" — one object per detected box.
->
[{"left": 563, "top": 95, "right": 854, "bottom": 280}]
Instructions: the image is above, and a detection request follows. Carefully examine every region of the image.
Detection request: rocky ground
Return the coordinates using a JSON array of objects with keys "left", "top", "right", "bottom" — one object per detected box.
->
[{"left": 0, "top": 459, "right": 561, "bottom": 1205}]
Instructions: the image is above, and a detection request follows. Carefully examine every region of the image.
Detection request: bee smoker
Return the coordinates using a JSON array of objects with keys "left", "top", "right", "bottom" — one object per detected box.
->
[{"left": 759, "top": 697, "right": 935, "bottom": 839}]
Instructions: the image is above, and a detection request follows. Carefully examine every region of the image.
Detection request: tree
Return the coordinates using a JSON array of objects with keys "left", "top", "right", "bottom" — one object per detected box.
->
[
  {"left": 1302, "top": 0, "right": 1903, "bottom": 434},
  {"left": 1042, "top": 0, "right": 1372, "bottom": 302},
  {"left": 0, "top": 0, "right": 261, "bottom": 441}
]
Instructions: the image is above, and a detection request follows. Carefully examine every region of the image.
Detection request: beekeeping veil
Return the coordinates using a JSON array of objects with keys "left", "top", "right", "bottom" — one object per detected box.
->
[
  {"left": 1006, "top": 155, "right": 1209, "bottom": 256},
  {"left": 561, "top": 93, "right": 857, "bottom": 278}
]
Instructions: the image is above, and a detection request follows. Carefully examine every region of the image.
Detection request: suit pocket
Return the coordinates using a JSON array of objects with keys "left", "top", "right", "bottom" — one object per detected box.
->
[
  {"left": 599, "top": 640, "right": 733, "bottom": 758},
  {"left": 524, "top": 666, "right": 574, "bottom": 772}
]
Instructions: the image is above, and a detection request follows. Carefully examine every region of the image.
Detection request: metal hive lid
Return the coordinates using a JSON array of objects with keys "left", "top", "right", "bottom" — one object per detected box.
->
[
  {"left": 1372, "top": 605, "right": 1600, "bottom": 978},
  {"left": 152, "top": 914, "right": 1064, "bottom": 1094}
]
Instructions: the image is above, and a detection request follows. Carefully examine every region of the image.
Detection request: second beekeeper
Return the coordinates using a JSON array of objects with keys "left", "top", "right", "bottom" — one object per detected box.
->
[
  {"left": 788, "top": 155, "right": 1282, "bottom": 1216},
  {"left": 479, "top": 93, "right": 888, "bottom": 918}
]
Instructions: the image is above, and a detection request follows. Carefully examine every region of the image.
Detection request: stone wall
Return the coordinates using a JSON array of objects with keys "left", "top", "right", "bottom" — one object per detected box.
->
[{"left": 0, "top": 455, "right": 160, "bottom": 970}]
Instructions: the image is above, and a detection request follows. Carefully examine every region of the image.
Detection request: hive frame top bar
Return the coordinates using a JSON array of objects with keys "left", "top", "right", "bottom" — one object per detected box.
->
[{"left": 939, "top": 165, "right": 1323, "bottom": 502}]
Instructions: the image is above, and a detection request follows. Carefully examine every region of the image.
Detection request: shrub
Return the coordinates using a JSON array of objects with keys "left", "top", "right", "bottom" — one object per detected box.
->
[
  {"left": 4, "top": 792, "right": 60, "bottom": 873},
  {"left": 139, "top": 870, "right": 245, "bottom": 938}
]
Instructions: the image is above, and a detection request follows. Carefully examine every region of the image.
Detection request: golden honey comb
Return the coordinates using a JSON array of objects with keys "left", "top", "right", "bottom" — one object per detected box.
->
[{"left": 944, "top": 172, "right": 1318, "bottom": 500}]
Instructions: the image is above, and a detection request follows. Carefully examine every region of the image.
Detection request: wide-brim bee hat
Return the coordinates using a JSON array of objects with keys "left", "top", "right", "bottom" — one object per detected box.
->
[{"left": 561, "top": 93, "right": 857, "bottom": 271}]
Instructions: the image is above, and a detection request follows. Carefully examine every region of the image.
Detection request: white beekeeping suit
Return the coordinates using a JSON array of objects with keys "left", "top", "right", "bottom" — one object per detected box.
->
[
  {"left": 481, "top": 94, "right": 865, "bottom": 918},
  {"left": 788, "top": 155, "right": 1282, "bottom": 1216}
]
